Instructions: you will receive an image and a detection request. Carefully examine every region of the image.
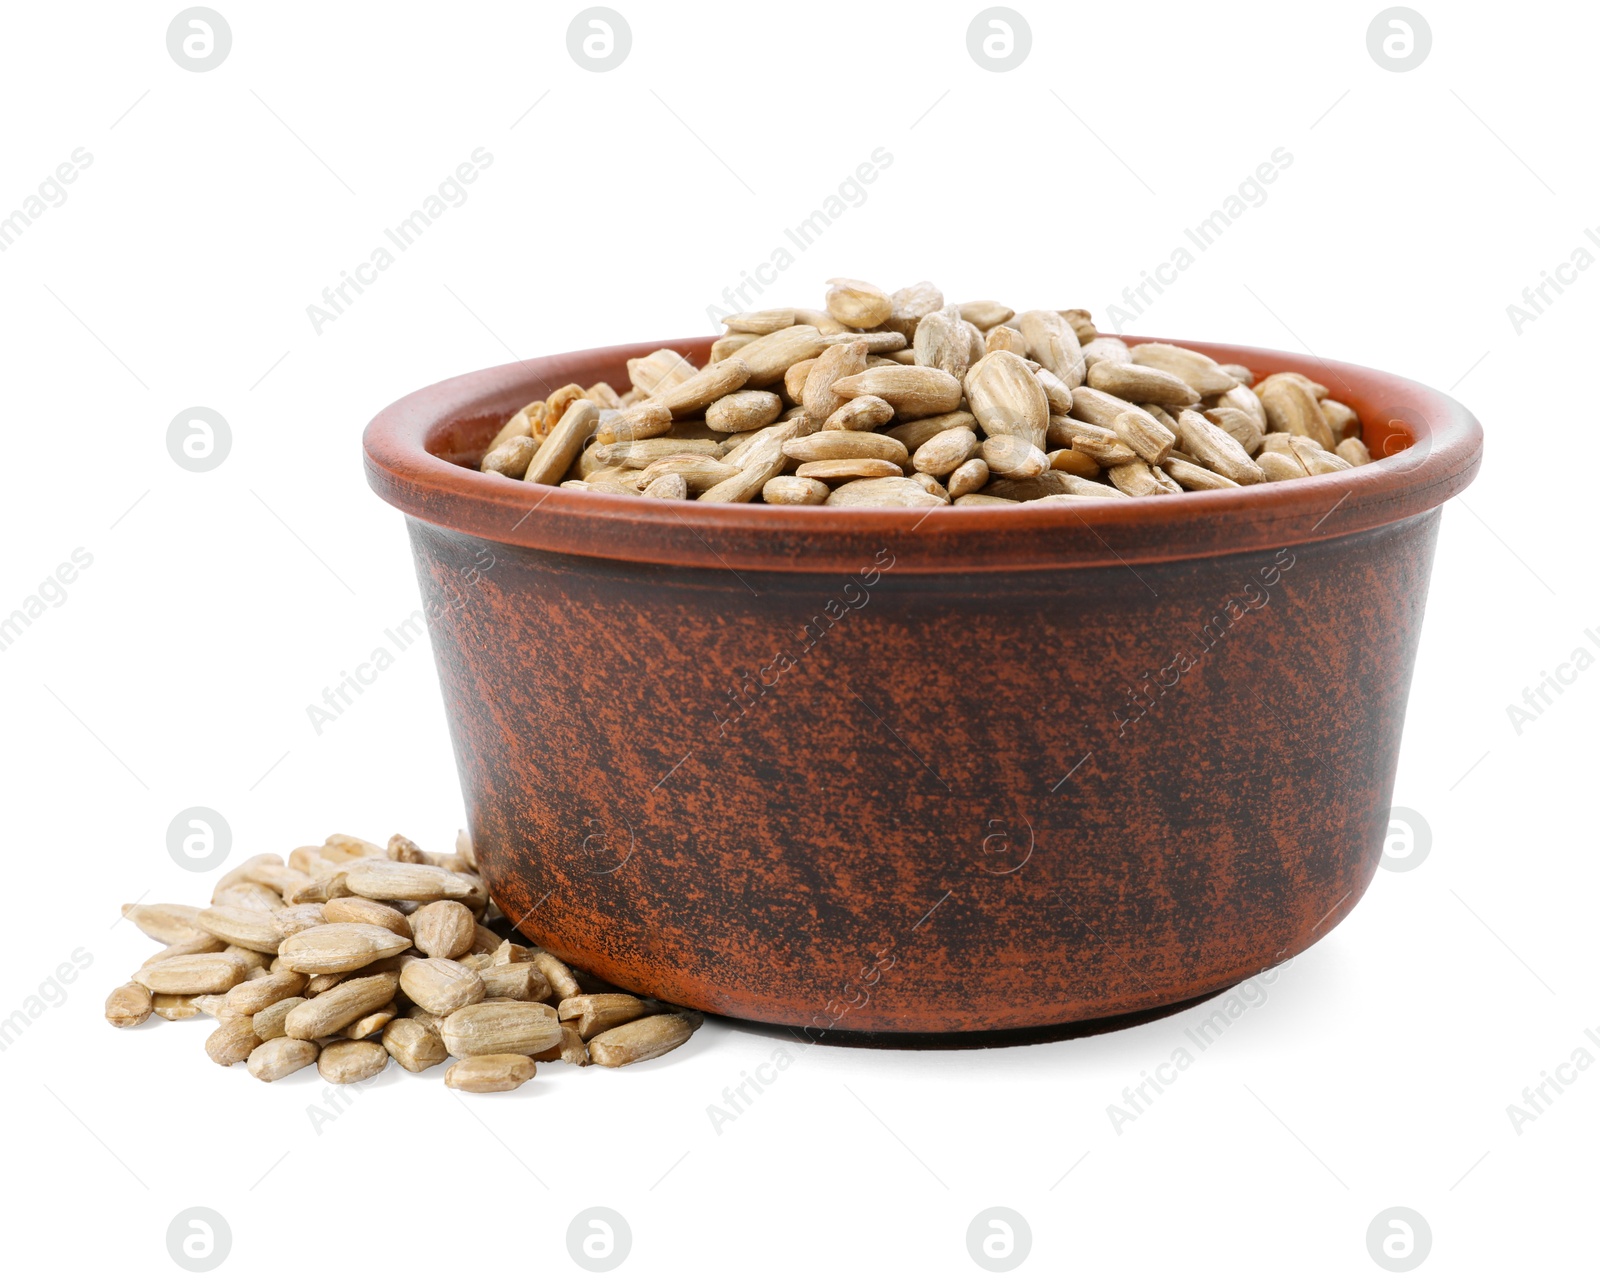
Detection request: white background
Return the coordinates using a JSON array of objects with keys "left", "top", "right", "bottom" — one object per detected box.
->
[{"left": 2, "top": 1, "right": 1594, "bottom": 1275}]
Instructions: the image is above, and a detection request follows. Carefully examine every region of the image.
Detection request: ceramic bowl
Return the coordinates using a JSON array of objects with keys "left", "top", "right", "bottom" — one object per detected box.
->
[{"left": 363, "top": 335, "right": 1482, "bottom": 1037}]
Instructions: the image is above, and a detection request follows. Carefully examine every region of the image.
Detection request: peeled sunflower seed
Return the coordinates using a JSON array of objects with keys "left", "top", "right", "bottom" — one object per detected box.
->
[
  {"left": 1130, "top": 343, "right": 1238, "bottom": 396},
  {"left": 911, "top": 306, "right": 971, "bottom": 380},
  {"left": 883, "top": 280, "right": 944, "bottom": 339},
  {"left": 121, "top": 903, "right": 208, "bottom": 945},
  {"left": 341, "top": 861, "right": 481, "bottom": 903},
  {"left": 706, "top": 389, "right": 783, "bottom": 433},
  {"left": 984, "top": 325, "right": 1028, "bottom": 356},
  {"left": 528, "top": 949, "right": 584, "bottom": 1001},
  {"left": 1016, "top": 310, "right": 1086, "bottom": 389},
  {"left": 197, "top": 906, "right": 285, "bottom": 953},
  {"left": 735, "top": 326, "right": 828, "bottom": 386},
  {"left": 284, "top": 974, "right": 400, "bottom": 1040},
  {"left": 912, "top": 427, "right": 978, "bottom": 477},
  {"left": 479, "top": 962, "right": 551, "bottom": 1002},
  {"left": 226, "top": 968, "right": 307, "bottom": 1017},
  {"left": 594, "top": 402, "right": 674, "bottom": 444},
  {"left": 979, "top": 435, "right": 1049, "bottom": 480},
  {"left": 152, "top": 994, "right": 204, "bottom": 1020},
  {"left": 1087, "top": 360, "right": 1199, "bottom": 406},
  {"left": 822, "top": 395, "right": 896, "bottom": 433},
  {"left": 588, "top": 1013, "right": 704, "bottom": 1068},
  {"left": 956, "top": 299, "right": 1014, "bottom": 328},
  {"left": 722, "top": 307, "right": 795, "bottom": 335},
  {"left": 783, "top": 432, "right": 908, "bottom": 466},
  {"left": 947, "top": 457, "right": 990, "bottom": 498},
  {"left": 142, "top": 936, "right": 227, "bottom": 965},
  {"left": 824, "top": 476, "right": 944, "bottom": 508},
  {"left": 206, "top": 1018, "right": 263, "bottom": 1067},
  {"left": 105, "top": 982, "right": 153, "bottom": 1029},
  {"left": 440, "top": 1001, "right": 562, "bottom": 1058},
  {"left": 343, "top": 1003, "right": 397, "bottom": 1040},
  {"left": 134, "top": 953, "right": 254, "bottom": 995},
  {"left": 829, "top": 366, "right": 963, "bottom": 419},
  {"left": 558, "top": 994, "right": 654, "bottom": 1040},
  {"left": 382, "top": 1018, "right": 450, "bottom": 1073},
  {"left": 408, "top": 900, "right": 476, "bottom": 959},
  {"left": 825, "top": 277, "right": 894, "bottom": 328},
  {"left": 247, "top": 1037, "right": 319, "bottom": 1082},
  {"left": 318, "top": 1039, "right": 390, "bottom": 1085},
  {"left": 1175, "top": 410, "right": 1266, "bottom": 485},
  {"left": 445, "top": 1054, "right": 538, "bottom": 1093},
  {"left": 278, "top": 924, "right": 412, "bottom": 974},
  {"left": 763, "top": 476, "right": 830, "bottom": 505},
  {"left": 322, "top": 897, "right": 412, "bottom": 938},
  {"left": 399, "top": 957, "right": 487, "bottom": 1017},
  {"left": 964, "top": 352, "right": 1049, "bottom": 449}
]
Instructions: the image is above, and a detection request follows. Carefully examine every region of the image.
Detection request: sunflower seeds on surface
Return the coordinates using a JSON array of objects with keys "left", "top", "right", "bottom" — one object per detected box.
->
[
  {"left": 445, "top": 1054, "right": 538, "bottom": 1093},
  {"left": 284, "top": 974, "right": 400, "bottom": 1040},
  {"left": 226, "top": 968, "right": 307, "bottom": 1017},
  {"left": 206, "top": 1018, "right": 263, "bottom": 1066},
  {"left": 340, "top": 862, "right": 479, "bottom": 904},
  {"left": 318, "top": 1039, "right": 391, "bottom": 1085},
  {"left": 382, "top": 1018, "right": 451, "bottom": 1073},
  {"left": 134, "top": 953, "right": 253, "bottom": 995},
  {"left": 399, "top": 957, "right": 487, "bottom": 1017},
  {"left": 440, "top": 1001, "right": 562, "bottom": 1058},
  {"left": 105, "top": 982, "right": 153, "bottom": 1028},
  {"left": 121, "top": 904, "right": 209, "bottom": 945},
  {"left": 408, "top": 900, "right": 475, "bottom": 959},
  {"left": 278, "top": 923, "right": 412, "bottom": 974},
  {"left": 479, "top": 962, "right": 551, "bottom": 1003},
  {"left": 588, "top": 1013, "right": 704, "bottom": 1068},
  {"left": 247, "top": 1036, "right": 319, "bottom": 1082},
  {"left": 558, "top": 994, "right": 653, "bottom": 1040}
]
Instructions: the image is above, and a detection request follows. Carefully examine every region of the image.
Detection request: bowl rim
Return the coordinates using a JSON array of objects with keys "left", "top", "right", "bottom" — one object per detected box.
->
[{"left": 362, "top": 333, "right": 1483, "bottom": 574}]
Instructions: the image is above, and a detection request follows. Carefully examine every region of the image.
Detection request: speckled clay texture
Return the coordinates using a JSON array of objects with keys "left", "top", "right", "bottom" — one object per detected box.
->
[{"left": 364, "top": 335, "right": 1482, "bottom": 1033}]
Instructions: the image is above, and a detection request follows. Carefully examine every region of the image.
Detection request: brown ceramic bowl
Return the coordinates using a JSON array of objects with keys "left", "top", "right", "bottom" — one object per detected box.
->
[{"left": 363, "top": 335, "right": 1481, "bottom": 1039}]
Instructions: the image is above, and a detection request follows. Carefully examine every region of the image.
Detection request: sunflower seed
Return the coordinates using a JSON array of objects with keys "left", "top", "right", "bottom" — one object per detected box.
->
[
  {"left": 278, "top": 923, "right": 412, "bottom": 975},
  {"left": 587, "top": 1012, "right": 703, "bottom": 1067},
  {"left": 440, "top": 1001, "right": 562, "bottom": 1058},
  {"left": 105, "top": 982, "right": 153, "bottom": 1029},
  {"left": 445, "top": 1054, "right": 537, "bottom": 1093},
  {"left": 247, "top": 1037, "right": 319, "bottom": 1082},
  {"left": 318, "top": 1039, "right": 391, "bottom": 1085}
]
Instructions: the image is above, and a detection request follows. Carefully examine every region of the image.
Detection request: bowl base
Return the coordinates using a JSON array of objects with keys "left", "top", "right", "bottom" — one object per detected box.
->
[{"left": 721, "top": 984, "right": 1234, "bottom": 1051}]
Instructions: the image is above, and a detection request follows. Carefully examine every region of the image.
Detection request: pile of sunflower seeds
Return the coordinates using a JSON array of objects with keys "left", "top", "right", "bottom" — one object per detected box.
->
[
  {"left": 107, "top": 831, "right": 700, "bottom": 1092},
  {"left": 478, "top": 277, "right": 1374, "bottom": 507}
]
